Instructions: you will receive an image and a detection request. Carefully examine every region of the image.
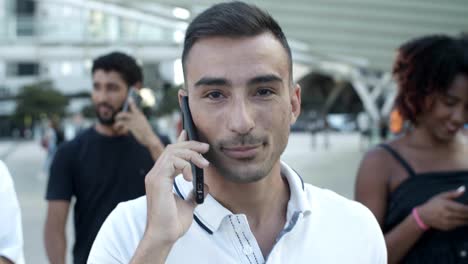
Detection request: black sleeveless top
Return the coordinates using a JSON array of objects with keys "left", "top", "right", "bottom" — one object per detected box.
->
[{"left": 381, "top": 144, "right": 468, "bottom": 263}]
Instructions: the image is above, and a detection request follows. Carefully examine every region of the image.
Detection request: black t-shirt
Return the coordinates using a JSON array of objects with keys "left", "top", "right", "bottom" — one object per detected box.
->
[{"left": 46, "top": 127, "right": 170, "bottom": 264}]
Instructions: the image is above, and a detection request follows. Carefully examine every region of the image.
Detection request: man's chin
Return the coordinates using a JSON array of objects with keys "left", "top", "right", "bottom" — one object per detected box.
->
[
  {"left": 215, "top": 161, "right": 271, "bottom": 183},
  {"left": 97, "top": 116, "right": 115, "bottom": 126}
]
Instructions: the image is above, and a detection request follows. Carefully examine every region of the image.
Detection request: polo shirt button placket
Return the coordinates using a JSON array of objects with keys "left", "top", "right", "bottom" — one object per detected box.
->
[{"left": 243, "top": 245, "right": 253, "bottom": 256}]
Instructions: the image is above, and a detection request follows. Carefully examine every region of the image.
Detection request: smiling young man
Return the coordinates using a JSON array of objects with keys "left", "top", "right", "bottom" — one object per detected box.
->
[
  {"left": 44, "top": 52, "right": 170, "bottom": 264},
  {"left": 88, "top": 2, "right": 386, "bottom": 263}
]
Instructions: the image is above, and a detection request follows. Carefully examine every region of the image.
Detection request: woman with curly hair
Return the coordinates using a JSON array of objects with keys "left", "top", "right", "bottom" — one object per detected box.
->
[{"left": 355, "top": 35, "right": 468, "bottom": 263}]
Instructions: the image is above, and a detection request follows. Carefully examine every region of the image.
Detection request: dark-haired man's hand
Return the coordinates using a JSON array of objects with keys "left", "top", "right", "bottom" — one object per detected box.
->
[
  {"left": 114, "top": 99, "right": 165, "bottom": 160},
  {"left": 130, "top": 131, "right": 210, "bottom": 264}
]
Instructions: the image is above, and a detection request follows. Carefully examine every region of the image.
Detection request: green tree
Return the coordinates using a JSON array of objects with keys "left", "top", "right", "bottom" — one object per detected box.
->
[
  {"left": 81, "top": 103, "right": 96, "bottom": 119},
  {"left": 155, "top": 84, "right": 181, "bottom": 116},
  {"left": 13, "top": 81, "right": 69, "bottom": 126}
]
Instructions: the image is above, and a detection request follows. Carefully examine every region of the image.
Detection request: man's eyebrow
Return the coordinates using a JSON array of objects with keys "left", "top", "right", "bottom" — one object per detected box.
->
[
  {"left": 247, "top": 74, "right": 282, "bottom": 85},
  {"left": 194, "top": 77, "right": 230, "bottom": 87}
]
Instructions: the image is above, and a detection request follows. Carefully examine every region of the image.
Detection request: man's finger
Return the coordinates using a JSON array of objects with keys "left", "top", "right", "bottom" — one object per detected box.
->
[
  {"left": 173, "top": 157, "right": 192, "bottom": 181},
  {"left": 173, "top": 140, "right": 209, "bottom": 154},
  {"left": 113, "top": 121, "right": 129, "bottom": 135},
  {"left": 113, "top": 121, "right": 126, "bottom": 130},
  {"left": 115, "top": 112, "right": 131, "bottom": 121},
  {"left": 128, "top": 98, "right": 142, "bottom": 114},
  {"left": 177, "top": 130, "right": 188, "bottom": 143},
  {"left": 172, "top": 148, "right": 210, "bottom": 169}
]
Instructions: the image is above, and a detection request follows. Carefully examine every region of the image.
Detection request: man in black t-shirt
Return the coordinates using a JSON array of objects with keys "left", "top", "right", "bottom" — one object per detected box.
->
[{"left": 44, "top": 52, "right": 170, "bottom": 264}]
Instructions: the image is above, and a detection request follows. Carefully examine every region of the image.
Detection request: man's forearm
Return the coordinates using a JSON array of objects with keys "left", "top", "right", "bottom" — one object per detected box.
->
[
  {"left": 44, "top": 230, "right": 67, "bottom": 264},
  {"left": 146, "top": 137, "right": 165, "bottom": 161},
  {"left": 130, "top": 233, "right": 174, "bottom": 264}
]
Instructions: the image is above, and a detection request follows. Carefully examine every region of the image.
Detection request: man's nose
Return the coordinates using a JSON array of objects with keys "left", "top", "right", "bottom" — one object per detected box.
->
[
  {"left": 93, "top": 89, "right": 109, "bottom": 103},
  {"left": 227, "top": 98, "right": 255, "bottom": 135}
]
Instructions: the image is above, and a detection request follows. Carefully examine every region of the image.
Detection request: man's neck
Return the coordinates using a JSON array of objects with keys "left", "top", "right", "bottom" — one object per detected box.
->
[
  {"left": 207, "top": 162, "right": 289, "bottom": 221},
  {"left": 212, "top": 165, "right": 288, "bottom": 230},
  {"left": 95, "top": 123, "right": 119, "bottom": 137}
]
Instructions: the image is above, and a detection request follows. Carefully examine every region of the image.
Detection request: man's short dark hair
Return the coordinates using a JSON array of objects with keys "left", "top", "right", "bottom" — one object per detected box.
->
[
  {"left": 392, "top": 35, "right": 468, "bottom": 124},
  {"left": 92, "top": 52, "right": 143, "bottom": 88},
  {"left": 182, "top": 1, "right": 292, "bottom": 80}
]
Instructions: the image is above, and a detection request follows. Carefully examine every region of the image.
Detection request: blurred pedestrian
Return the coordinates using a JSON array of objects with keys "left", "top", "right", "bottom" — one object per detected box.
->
[
  {"left": 0, "top": 161, "right": 24, "bottom": 264},
  {"left": 44, "top": 52, "right": 170, "bottom": 264},
  {"left": 379, "top": 117, "right": 389, "bottom": 141},
  {"left": 355, "top": 35, "right": 468, "bottom": 263},
  {"left": 41, "top": 117, "right": 64, "bottom": 176},
  {"left": 357, "top": 111, "right": 372, "bottom": 150}
]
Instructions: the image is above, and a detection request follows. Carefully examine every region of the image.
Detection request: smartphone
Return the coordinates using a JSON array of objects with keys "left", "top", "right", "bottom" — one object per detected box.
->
[
  {"left": 122, "top": 87, "right": 142, "bottom": 112},
  {"left": 180, "top": 96, "right": 204, "bottom": 204}
]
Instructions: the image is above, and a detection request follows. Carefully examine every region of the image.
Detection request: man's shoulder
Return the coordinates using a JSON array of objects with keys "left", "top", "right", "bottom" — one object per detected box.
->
[
  {"left": 113, "top": 195, "right": 147, "bottom": 218},
  {"left": 88, "top": 196, "right": 147, "bottom": 263},
  {"left": 57, "top": 127, "right": 93, "bottom": 152},
  {"left": 0, "top": 160, "right": 13, "bottom": 194},
  {"left": 302, "top": 183, "right": 386, "bottom": 259},
  {"left": 303, "top": 183, "right": 376, "bottom": 223},
  {"left": 97, "top": 196, "right": 147, "bottom": 240}
]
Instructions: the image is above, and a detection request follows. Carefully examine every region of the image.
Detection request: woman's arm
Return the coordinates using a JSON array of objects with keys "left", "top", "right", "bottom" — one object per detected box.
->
[{"left": 355, "top": 148, "right": 424, "bottom": 264}]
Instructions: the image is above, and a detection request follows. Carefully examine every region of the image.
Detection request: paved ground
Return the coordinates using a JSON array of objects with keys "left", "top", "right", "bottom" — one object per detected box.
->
[{"left": 1, "top": 131, "right": 369, "bottom": 264}]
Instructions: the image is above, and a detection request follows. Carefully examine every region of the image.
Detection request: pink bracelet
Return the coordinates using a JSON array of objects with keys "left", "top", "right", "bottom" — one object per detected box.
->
[{"left": 412, "top": 207, "right": 429, "bottom": 231}]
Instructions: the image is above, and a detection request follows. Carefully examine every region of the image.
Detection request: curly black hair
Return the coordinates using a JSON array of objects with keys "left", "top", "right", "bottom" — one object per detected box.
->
[
  {"left": 92, "top": 52, "right": 142, "bottom": 88},
  {"left": 393, "top": 35, "right": 468, "bottom": 124}
]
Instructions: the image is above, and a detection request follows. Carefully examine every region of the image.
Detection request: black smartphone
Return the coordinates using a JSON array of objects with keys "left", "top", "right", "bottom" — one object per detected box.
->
[
  {"left": 180, "top": 96, "right": 204, "bottom": 204},
  {"left": 122, "top": 87, "right": 142, "bottom": 112}
]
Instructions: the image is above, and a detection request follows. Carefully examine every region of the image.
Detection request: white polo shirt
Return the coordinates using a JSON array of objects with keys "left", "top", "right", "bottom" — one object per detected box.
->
[
  {"left": 0, "top": 161, "right": 24, "bottom": 264},
  {"left": 88, "top": 161, "right": 386, "bottom": 264}
]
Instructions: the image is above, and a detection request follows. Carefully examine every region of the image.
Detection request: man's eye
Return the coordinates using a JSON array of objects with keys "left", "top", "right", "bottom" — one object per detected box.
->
[
  {"left": 207, "top": 91, "right": 224, "bottom": 99},
  {"left": 257, "top": 88, "right": 273, "bottom": 96}
]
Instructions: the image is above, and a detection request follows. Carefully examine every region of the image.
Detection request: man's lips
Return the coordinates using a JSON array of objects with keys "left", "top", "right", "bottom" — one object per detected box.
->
[
  {"left": 221, "top": 144, "right": 262, "bottom": 159},
  {"left": 97, "top": 105, "right": 114, "bottom": 115}
]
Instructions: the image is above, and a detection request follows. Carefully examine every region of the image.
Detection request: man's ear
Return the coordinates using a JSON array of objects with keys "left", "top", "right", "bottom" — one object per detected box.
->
[
  {"left": 178, "top": 89, "right": 188, "bottom": 109},
  {"left": 290, "top": 84, "right": 301, "bottom": 125}
]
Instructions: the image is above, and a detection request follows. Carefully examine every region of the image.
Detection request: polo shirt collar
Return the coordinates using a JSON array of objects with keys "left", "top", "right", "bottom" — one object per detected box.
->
[{"left": 173, "top": 161, "right": 311, "bottom": 235}]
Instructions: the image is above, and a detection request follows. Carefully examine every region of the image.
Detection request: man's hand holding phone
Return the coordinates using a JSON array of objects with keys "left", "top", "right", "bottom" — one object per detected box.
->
[
  {"left": 114, "top": 95, "right": 164, "bottom": 160},
  {"left": 130, "top": 131, "right": 210, "bottom": 264}
]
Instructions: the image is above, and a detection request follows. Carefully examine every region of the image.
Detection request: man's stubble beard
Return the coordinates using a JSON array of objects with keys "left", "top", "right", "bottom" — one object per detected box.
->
[
  {"left": 95, "top": 103, "right": 123, "bottom": 126},
  {"left": 202, "top": 133, "right": 289, "bottom": 184}
]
